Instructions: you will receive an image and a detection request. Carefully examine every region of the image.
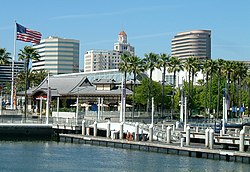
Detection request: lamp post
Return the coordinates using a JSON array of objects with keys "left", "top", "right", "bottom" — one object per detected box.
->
[
  {"left": 222, "top": 88, "right": 228, "bottom": 135},
  {"left": 45, "top": 74, "right": 50, "bottom": 124},
  {"left": 179, "top": 83, "right": 184, "bottom": 123},
  {"left": 39, "top": 96, "right": 42, "bottom": 120},
  {"left": 184, "top": 96, "right": 187, "bottom": 132},
  {"left": 24, "top": 58, "right": 28, "bottom": 122},
  {"left": 151, "top": 97, "right": 154, "bottom": 125},
  {"left": 161, "top": 73, "right": 165, "bottom": 117},
  {"left": 97, "top": 97, "right": 101, "bottom": 122},
  {"left": 76, "top": 94, "right": 79, "bottom": 125},
  {"left": 0, "top": 91, "right": 2, "bottom": 115},
  {"left": 56, "top": 96, "right": 59, "bottom": 122}
]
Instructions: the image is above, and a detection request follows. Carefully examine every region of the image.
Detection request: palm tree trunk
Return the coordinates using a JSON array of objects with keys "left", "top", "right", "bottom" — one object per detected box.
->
[
  {"left": 209, "top": 72, "right": 213, "bottom": 121},
  {"left": 232, "top": 76, "right": 236, "bottom": 117},
  {"left": 217, "top": 69, "right": 221, "bottom": 119},
  {"left": 161, "top": 66, "right": 166, "bottom": 117},
  {"left": 205, "top": 71, "right": 209, "bottom": 115},
  {"left": 171, "top": 71, "right": 176, "bottom": 120},
  {"left": 188, "top": 70, "right": 191, "bottom": 117},
  {"left": 226, "top": 72, "right": 230, "bottom": 118},
  {"left": 191, "top": 69, "right": 195, "bottom": 116},
  {"left": 132, "top": 71, "right": 136, "bottom": 121},
  {"left": 236, "top": 77, "right": 240, "bottom": 117},
  {"left": 238, "top": 77, "right": 242, "bottom": 117},
  {"left": 248, "top": 86, "right": 250, "bottom": 117},
  {"left": 124, "top": 72, "right": 127, "bottom": 120},
  {"left": 147, "top": 70, "right": 153, "bottom": 113},
  {"left": 24, "top": 58, "right": 29, "bottom": 122}
]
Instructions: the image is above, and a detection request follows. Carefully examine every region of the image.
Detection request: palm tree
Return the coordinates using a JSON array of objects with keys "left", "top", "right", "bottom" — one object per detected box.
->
[
  {"left": 0, "top": 48, "right": 11, "bottom": 64},
  {"left": 202, "top": 59, "right": 212, "bottom": 115},
  {"left": 215, "top": 59, "right": 224, "bottom": 118},
  {"left": 119, "top": 52, "right": 130, "bottom": 120},
  {"left": 184, "top": 57, "right": 197, "bottom": 117},
  {"left": 231, "top": 62, "right": 240, "bottom": 117},
  {"left": 236, "top": 62, "right": 248, "bottom": 117},
  {"left": 208, "top": 60, "right": 217, "bottom": 118},
  {"left": 243, "top": 70, "right": 250, "bottom": 117},
  {"left": 31, "top": 70, "right": 48, "bottom": 87},
  {"left": 167, "top": 56, "right": 183, "bottom": 119},
  {"left": 222, "top": 60, "right": 234, "bottom": 117},
  {"left": 18, "top": 46, "right": 40, "bottom": 119},
  {"left": 190, "top": 58, "right": 201, "bottom": 113},
  {"left": 127, "top": 56, "right": 142, "bottom": 120},
  {"left": 143, "top": 52, "right": 160, "bottom": 112},
  {"left": 157, "top": 53, "right": 170, "bottom": 116},
  {"left": 16, "top": 70, "right": 32, "bottom": 91}
]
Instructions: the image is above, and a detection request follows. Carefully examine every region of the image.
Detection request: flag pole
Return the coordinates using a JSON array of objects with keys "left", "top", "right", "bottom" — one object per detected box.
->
[{"left": 10, "top": 21, "right": 16, "bottom": 110}]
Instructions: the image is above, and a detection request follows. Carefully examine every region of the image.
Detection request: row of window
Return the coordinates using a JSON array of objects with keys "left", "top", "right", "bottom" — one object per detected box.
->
[
  {"left": 39, "top": 41, "right": 79, "bottom": 45},
  {"left": 37, "top": 50, "right": 79, "bottom": 54},
  {"left": 172, "top": 46, "right": 209, "bottom": 51},
  {"left": 93, "top": 55, "right": 119, "bottom": 58},
  {"left": 173, "top": 39, "right": 209, "bottom": 42},
  {"left": 172, "top": 49, "right": 208, "bottom": 54},
  {"left": 172, "top": 43, "right": 207, "bottom": 48},
  {"left": 174, "top": 33, "right": 210, "bottom": 39}
]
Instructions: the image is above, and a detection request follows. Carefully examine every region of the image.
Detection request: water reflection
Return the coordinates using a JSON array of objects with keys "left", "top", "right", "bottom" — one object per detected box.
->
[{"left": 0, "top": 141, "right": 249, "bottom": 172}]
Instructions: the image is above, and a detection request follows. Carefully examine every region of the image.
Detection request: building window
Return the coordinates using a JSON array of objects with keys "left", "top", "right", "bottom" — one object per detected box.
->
[{"left": 165, "top": 75, "right": 174, "bottom": 86}]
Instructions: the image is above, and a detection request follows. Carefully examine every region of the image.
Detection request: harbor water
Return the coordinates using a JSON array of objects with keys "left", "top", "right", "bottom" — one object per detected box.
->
[{"left": 0, "top": 141, "right": 250, "bottom": 172}]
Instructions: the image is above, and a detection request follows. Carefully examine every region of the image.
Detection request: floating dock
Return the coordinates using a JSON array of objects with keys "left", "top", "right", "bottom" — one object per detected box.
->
[{"left": 59, "top": 134, "right": 250, "bottom": 164}]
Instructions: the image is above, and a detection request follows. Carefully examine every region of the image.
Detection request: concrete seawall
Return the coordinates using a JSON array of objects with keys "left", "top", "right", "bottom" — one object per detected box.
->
[
  {"left": 59, "top": 134, "right": 250, "bottom": 164},
  {"left": 0, "top": 124, "right": 54, "bottom": 140}
]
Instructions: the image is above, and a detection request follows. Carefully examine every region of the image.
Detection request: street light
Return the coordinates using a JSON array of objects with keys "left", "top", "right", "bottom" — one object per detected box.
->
[{"left": 0, "top": 91, "right": 2, "bottom": 115}]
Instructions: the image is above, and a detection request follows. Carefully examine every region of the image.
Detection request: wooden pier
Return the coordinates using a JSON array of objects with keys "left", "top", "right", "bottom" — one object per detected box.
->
[{"left": 59, "top": 133, "right": 250, "bottom": 164}]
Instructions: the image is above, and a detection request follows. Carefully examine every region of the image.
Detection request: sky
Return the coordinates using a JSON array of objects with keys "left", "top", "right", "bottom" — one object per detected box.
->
[{"left": 1, "top": 0, "right": 250, "bottom": 70}]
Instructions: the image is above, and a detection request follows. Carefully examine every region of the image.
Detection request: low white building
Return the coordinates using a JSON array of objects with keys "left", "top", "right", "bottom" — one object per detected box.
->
[{"left": 148, "top": 67, "right": 204, "bottom": 87}]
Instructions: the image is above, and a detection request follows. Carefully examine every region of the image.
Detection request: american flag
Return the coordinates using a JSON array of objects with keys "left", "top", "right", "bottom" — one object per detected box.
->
[{"left": 16, "top": 23, "right": 42, "bottom": 44}]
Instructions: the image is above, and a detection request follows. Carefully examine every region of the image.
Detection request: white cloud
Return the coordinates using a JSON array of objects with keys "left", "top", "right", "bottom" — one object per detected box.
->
[
  {"left": 50, "top": 5, "right": 172, "bottom": 20},
  {"left": 129, "top": 32, "right": 174, "bottom": 40},
  {"left": 50, "top": 11, "right": 123, "bottom": 20}
]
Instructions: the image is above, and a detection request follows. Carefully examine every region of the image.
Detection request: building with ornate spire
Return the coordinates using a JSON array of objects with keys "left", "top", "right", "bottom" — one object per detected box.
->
[
  {"left": 84, "top": 31, "right": 134, "bottom": 72},
  {"left": 114, "top": 31, "right": 134, "bottom": 53}
]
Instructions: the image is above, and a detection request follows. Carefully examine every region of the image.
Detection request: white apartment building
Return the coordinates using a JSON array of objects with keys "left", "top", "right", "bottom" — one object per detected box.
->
[
  {"left": 33, "top": 36, "right": 79, "bottom": 75},
  {"left": 84, "top": 31, "right": 134, "bottom": 72}
]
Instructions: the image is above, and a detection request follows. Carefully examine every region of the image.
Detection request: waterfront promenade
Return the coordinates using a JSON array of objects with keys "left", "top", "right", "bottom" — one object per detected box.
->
[
  {"left": 1, "top": 112, "right": 250, "bottom": 164},
  {"left": 58, "top": 118, "right": 250, "bottom": 164}
]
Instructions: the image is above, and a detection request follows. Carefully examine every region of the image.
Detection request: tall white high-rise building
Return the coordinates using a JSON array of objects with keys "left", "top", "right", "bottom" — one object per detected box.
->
[
  {"left": 84, "top": 31, "right": 134, "bottom": 72},
  {"left": 171, "top": 30, "right": 211, "bottom": 60},
  {"left": 33, "top": 36, "right": 79, "bottom": 75}
]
